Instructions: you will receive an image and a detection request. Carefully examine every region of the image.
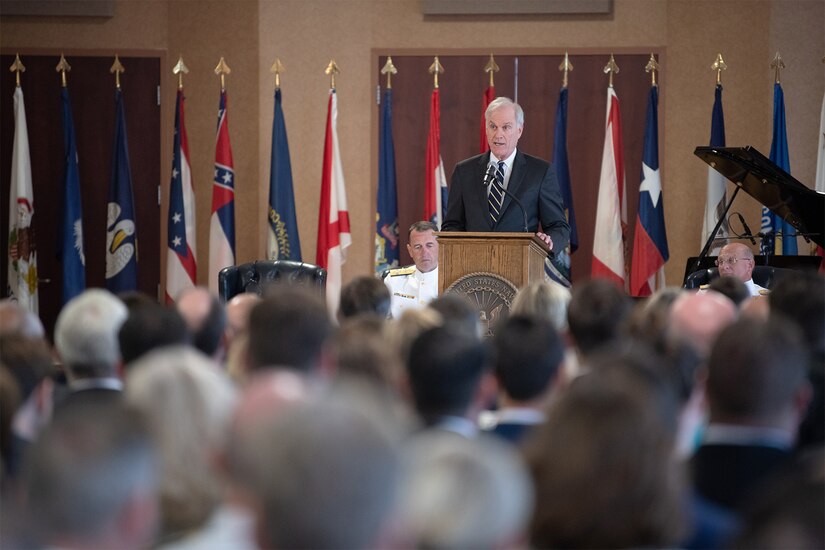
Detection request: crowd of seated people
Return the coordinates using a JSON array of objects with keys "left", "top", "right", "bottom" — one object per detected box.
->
[{"left": 0, "top": 268, "right": 823, "bottom": 550}]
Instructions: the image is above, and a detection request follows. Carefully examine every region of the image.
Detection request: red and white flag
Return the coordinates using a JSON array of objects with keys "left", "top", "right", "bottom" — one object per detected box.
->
[
  {"left": 166, "top": 90, "right": 197, "bottom": 303},
  {"left": 479, "top": 84, "right": 495, "bottom": 153},
  {"left": 209, "top": 90, "right": 236, "bottom": 293},
  {"left": 424, "top": 88, "right": 447, "bottom": 227},
  {"left": 7, "top": 86, "right": 38, "bottom": 313},
  {"left": 316, "top": 89, "right": 351, "bottom": 312},
  {"left": 591, "top": 86, "right": 627, "bottom": 287}
]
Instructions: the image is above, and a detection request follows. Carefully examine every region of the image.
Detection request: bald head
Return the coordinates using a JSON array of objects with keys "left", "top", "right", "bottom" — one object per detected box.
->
[
  {"left": 226, "top": 293, "right": 260, "bottom": 341},
  {"left": 668, "top": 291, "right": 738, "bottom": 358},
  {"left": 717, "top": 243, "right": 755, "bottom": 283},
  {"left": 176, "top": 287, "right": 226, "bottom": 358}
]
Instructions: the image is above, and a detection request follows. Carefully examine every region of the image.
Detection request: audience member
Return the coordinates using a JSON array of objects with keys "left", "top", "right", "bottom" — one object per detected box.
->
[
  {"left": 225, "top": 292, "right": 259, "bottom": 343},
  {"left": 692, "top": 316, "right": 811, "bottom": 511},
  {"left": 567, "top": 279, "right": 632, "bottom": 361},
  {"left": 768, "top": 271, "right": 825, "bottom": 449},
  {"left": 19, "top": 396, "right": 158, "bottom": 549},
  {"left": 125, "top": 346, "right": 237, "bottom": 545},
  {"left": 333, "top": 315, "right": 401, "bottom": 389},
  {"left": 54, "top": 289, "right": 128, "bottom": 392},
  {"left": 482, "top": 315, "right": 565, "bottom": 443},
  {"left": 176, "top": 286, "right": 228, "bottom": 361},
  {"left": 385, "top": 307, "right": 442, "bottom": 369},
  {"left": 229, "top": 391, "right": 401, "bottom": 549},
  {"left": 0, "top": 299, "right": 45, "bottom": 338},
  {"left": 627, "top": 286, "right": 683, "bottom": 345},
  {"left": 406, "top": 325, "right": 490, "bottom": 435},
  {"left": 246, "top": 286, "right": 333, "bottom": 372},
  {"left": 428, "top": 293, "right": 483, "bottom": 339},
  {"left": 0, "top": 366, "right": 20, "bottom": 483},
  {"left": 118, "top": 302, "right": 189, "bottom": 366},
  {"left": 338, "top": 276, "right": 392, "bottom": 321},
  {"left": 398, "top": 431, "right": 533, "bottom": 549},
  {"left": 525, "top": 359, "right": 686, "bottom": 548},
  {"left": 0, "top": 335, "right": 56, "bottom": 478},
  {"left": 510, "top": 280, "right": 571, "bottom": 332},
  {"left": 667, "top": 290, "right": 737, "bottom": 359},
  {"left": 707, "top": 275, "right": 750, "bottom": 307}
]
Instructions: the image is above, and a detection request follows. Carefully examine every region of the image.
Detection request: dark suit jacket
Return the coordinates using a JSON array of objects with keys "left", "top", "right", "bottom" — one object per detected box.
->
[
  {"left": 442, "top": 151, "right": 570, "bottom": 253},
  {"left": 690, "top": 443, "right": 793, "bottom": 510}
]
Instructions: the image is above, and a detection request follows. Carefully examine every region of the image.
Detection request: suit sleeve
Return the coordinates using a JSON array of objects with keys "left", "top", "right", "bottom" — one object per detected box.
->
[
  {"left": 539, "top": 162, "right": 570, "bottom": 252},
  {"left": 441, "top": 163, "right": 466, "bottom": 231}
]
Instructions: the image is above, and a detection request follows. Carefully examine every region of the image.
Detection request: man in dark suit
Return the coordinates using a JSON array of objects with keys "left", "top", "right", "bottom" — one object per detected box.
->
[{"left": 442, "top": 97, "right": 569, "bottom": 255}]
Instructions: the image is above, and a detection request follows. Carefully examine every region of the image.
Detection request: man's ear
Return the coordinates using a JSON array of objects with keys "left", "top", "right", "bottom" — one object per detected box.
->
[{"left": 406, "top": 243, "right": 412, "bottom": 257}]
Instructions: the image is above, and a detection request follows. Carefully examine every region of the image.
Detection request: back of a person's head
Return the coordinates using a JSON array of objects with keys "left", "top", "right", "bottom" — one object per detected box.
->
[
  {"left": 707, "top": 316, "right": 808, "bottom": 423},
  {"left": 493, "top": 315, "right": 564, "bottom": 402},
  {"left": 667, "top": 290, "right": 738, "bottom": 359},
  {"left": 768, "top": 271, "right": 825, "bottom": 365},
  {"left": 510, "top": 281, "right": 571, "bottom": 332},
  {"left": 399, "top": 432, "right": 533, "bottom": 549},
  {"left": 338, "top": 276, "right": 391, "bottom": 320},
  {"left": 386, "top": 307, "right": 443, "bottom": 368},
  {"left": 525, "top": 361, "right": 685, "bottom": 548},
  {"left": 20, "top": 396, "right": 157, "bottom": 549},
  {"left": 0, "top": 334, "right": 54, "bottom": 401},
  {"left": 240, "top": 393, "right": 400, "bottom": 550},
  {"left": 176, "top": 287, "right": 227, "bottom": 357},
  {"left": 428, "top": 294, "right": 482, "bottom": 339},
  {"left": 709, "top": 276, "right": 751, "bottom": 307},
  {"left": 567, "top": 279, "right": 631, "bottom": 356},
  {"left": 0, "top": 300, "right": 45, "bottom": 339},
  {"left": 125, "top": 346, "right": 236, "bottom": 539},
  {"left": 406, "top": 325, "right": 489, "bottom": 422},
  {"left": 627, "top": 286, "right": 683, "bottom": 345},
  {"left": 333, "top": 315, "right": 401, "bottom": 388},
  {"left": 54, "top": 289, "right": 128, "bottom": 379},
  {"left": 118, "top": 303, "right": 189, "bottom": 366},
  {"left": 247, "top": 287, "right": 333, "bottom": 372}
]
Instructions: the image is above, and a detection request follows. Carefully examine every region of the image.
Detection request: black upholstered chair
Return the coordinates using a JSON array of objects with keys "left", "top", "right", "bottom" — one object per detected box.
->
[
  {"left": 217, "top": 260, "right": 326, "bottom": 302},
  {"left": 683, "top": 265, "right": 794, "bottom": 290}
]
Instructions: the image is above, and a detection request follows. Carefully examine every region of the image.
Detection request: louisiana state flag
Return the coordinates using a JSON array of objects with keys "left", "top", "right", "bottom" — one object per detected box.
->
[
  {"left": 105, "top": 88, "right": 138, "bottom": 292},
  {"left": 59, "top": 86, "right": 86, "bottom": 304},
  {"left": 630, "top": 84, "right": 669, "bottom": 297}
]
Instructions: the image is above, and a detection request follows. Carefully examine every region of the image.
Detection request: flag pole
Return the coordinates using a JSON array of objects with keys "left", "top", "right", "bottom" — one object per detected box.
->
[
  {"left": 173, "top": 55, "right": 189, "bottom": 90},
  {"left": 429, "top": 56, "right": 444, "bottom": 89},
  {"left": 271, "top": 57, "right": 285, "bottom": 90},
  {"left": 381, "top": 56, "right": 397, "bottom": 89},
  {"left": 325, "top": 59, "right": 340, "bottom": 89},
  {"left": 770, "top": 52, "right": 784, "bottom": 84},
  {"left": 56, "top": 53, "right": 71, "bottom": 87},
  {"left": 110, "top": 54, "right": 125, "bottom": 90},
  {"left": 559, "top": 52, "right": 573, "bottom": 89},
  {"left": 604, "top": 54, "right": 619, "bottom": 88},
  {"left": 645, "top": 53, "right": 660, "bottom": 87},
  {"left": 10, "top": 53, "right": 25, "bottom": 87},
  {"left": 484, "top": 54, "right": 499, "bottom": 88},
  {"left": 215, "top": 57, "right": 231, "bottom": 91},
  {"left": 712, "top": 53, "right": 727, "bottom": 85}
]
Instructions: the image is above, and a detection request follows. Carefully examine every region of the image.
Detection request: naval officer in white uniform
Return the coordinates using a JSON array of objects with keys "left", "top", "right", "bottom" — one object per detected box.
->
[{"left": 384, "top": 221, "right": 439, "bottom": 319}]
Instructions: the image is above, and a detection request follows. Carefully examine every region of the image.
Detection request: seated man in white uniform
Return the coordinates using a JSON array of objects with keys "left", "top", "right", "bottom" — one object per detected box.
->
[
  {"left": 384, "top": 221, "right": 439, "bottom": 319},
  {"left": 714, "top": 242, "right": 768, "bottom": 296}
]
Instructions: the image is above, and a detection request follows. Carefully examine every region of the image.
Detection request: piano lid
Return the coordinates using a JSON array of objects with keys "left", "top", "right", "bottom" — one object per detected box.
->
[{"left": 695, "top": 146, "right": 825, "bottom": 248}]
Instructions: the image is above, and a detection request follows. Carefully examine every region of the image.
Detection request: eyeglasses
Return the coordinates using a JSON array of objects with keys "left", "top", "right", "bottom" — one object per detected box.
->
[{"left": 715, "top": 257, "right": 750, "bottom": 267}]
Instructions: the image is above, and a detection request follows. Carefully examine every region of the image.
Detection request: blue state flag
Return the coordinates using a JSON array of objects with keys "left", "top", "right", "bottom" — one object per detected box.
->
[
  {"left": 375, "top": 88, "right": 399, "bottom": 274},
  {"left": 553, "top": 86, "right": 577, "bottom": 254},
  {"left": 59, "top": 87, "right": 86, "bottom": 304},
  {"left": 106, "top": 88, "right": 138, "bottom": 292},
  {"left": 761, "top": 82, "right": 797, "bottom": 254},
  {"left": 267, "top": 88, "right": 302, "bottom": 261}
]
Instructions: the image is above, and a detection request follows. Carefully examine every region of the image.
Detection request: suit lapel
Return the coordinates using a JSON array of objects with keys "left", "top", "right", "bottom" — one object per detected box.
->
[{"left": 473, "top": 152, "right": 494, "bottom": 230}]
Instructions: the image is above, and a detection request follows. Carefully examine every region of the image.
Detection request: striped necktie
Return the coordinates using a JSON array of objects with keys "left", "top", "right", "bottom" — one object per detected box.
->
[{"left": 488, "top": 161, "right": 506, "bottom": 223}]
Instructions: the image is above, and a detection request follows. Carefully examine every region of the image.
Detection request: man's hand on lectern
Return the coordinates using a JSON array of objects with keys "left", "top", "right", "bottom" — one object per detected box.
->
[{"left": 536, "top": 231, "right": 553, "bottom": 250}]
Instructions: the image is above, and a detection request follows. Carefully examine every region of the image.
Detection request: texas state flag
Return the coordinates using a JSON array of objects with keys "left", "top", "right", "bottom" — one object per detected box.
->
[{"left": 630, "top": 85, "right": 669, "bottom": 296}]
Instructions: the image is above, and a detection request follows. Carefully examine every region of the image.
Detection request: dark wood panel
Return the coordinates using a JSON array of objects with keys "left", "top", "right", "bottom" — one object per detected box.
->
[
  {"left": 1, "top": 53, "right": 160, "bottom": 339},
  {"left": 382, "top": 52, "right": 656, "bottom": 283}
]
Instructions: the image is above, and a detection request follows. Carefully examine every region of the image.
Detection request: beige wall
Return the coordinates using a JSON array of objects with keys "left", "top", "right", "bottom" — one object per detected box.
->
[{"left": 3, "top": 0, "right": 823, "bottom": 291}]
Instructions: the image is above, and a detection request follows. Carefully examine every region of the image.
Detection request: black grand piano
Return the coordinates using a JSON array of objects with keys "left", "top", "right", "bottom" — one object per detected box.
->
[{"left": 685, "top": 146, "right": 824, "bottom": 284}]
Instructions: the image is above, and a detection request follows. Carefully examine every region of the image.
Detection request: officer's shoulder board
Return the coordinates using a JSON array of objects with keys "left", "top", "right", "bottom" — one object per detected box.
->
[
  {"left": 758, "top": 288, "right": 770, "bottom": 296},
  {"left": 387, "top": 266, "right": 415, "bottom": 277},
  {"left": 699, "top": 284, "right": 710, "bottom": 290}
]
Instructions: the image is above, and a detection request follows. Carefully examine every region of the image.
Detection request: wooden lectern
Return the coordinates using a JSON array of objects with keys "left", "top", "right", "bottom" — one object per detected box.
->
[{"left": 435, "top": 232, "right": 550, "bottom": 293}]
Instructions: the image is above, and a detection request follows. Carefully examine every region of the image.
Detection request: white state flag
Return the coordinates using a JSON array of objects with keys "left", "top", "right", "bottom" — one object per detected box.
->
[{"left": 7, "top": 86, "right": 38, "bottom": 313}]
